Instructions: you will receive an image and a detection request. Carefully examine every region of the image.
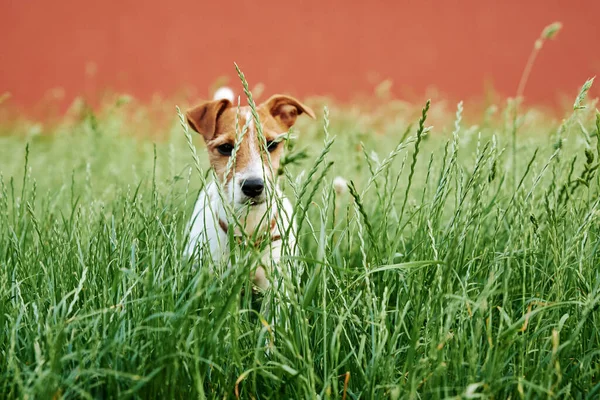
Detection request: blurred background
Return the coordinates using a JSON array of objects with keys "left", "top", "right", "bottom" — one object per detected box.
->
[{"left": 1, "top": 0, "right": 599, "bottom": 116}]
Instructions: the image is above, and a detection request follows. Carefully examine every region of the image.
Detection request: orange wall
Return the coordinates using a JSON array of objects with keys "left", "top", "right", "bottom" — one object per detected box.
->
[{"left": 1, "top": 0, "right": 599, "bottom": 111}]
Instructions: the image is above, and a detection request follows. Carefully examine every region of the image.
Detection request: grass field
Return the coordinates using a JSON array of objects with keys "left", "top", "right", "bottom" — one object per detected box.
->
[{"left": 1, "top": 76, "right": 599, "bottom": 399}]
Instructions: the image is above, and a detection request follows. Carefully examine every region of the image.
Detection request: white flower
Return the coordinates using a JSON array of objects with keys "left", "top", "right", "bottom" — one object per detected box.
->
[
  {"left": 213, "top": 87, "right": 235, "bottom": 102},
  {"left": 333, "top": 176, "right": 348, "bottom": 195}
]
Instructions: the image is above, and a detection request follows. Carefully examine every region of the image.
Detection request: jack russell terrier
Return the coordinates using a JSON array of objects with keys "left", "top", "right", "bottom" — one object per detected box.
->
[{"left": 184, "top": 88, "right": 316, "bottom": 292}]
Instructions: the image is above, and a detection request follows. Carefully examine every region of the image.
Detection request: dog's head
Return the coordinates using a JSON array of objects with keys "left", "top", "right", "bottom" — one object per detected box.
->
[{"left": 186, "top": 94, "right": 315, "bottom": 208}]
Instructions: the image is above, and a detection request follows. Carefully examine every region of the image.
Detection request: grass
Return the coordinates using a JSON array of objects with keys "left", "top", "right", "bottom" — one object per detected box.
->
[{"left": 1, "top": 72, "right": 600, "bottom": 399}]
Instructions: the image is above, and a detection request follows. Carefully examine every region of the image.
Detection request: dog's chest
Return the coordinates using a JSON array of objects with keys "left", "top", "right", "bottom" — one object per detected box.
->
[{"left": 185, "top": 182, "right": 294, "bottom": 263}]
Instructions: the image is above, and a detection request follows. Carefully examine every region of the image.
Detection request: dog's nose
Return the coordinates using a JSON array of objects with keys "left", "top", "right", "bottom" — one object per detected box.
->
[{"left": 241, "top": 178, "right": 264, "bottom": 198}]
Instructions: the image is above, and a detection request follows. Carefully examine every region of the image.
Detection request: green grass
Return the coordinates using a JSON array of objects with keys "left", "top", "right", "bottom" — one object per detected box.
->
[{"left": 1, "top": 79, "right": 599, "bottom": 399}]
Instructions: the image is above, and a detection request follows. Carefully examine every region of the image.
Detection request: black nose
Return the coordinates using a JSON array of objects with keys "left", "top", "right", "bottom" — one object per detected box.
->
[{"left": 241, "top": 178, "right": 264, "bottom": 198}]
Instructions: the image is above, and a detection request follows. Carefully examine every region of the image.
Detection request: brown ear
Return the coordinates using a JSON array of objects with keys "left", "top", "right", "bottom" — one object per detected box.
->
[
  {"left": 185, "top": 98, "right": 232, "bottom": 140},
  {"left": 263, "top": 94, "right": 316, "bottom": 129}
]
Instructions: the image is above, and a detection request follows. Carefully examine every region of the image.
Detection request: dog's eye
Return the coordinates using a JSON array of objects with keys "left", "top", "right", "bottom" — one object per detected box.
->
[
  {"left": 217, "top": 144, "right": 234, "bottom": 156},
  {"left": 266, "top": 140, "right": 279, "bottom": 153}
]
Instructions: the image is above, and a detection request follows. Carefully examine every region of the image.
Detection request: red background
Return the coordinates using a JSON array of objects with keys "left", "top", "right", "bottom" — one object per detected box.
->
[{"left": 1, "top": 0, "right": 599, "bottom": 112}]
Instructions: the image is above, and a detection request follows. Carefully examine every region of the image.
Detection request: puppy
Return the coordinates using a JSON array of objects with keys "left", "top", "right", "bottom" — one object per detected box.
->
[{"left": 184, "top": 89, "right": 315, "bottom": 292}]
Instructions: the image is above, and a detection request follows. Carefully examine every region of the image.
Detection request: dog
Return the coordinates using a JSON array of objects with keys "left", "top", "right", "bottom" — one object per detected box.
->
[{"left": 183, "top": 88, "right": 316, "bottom": 292}]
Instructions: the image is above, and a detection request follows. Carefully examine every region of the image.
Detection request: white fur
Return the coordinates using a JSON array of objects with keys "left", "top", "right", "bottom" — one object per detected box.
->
[
  {"left": 184, "top": 181, "right": 296, "bottom": 291},
  {"left": 225, "top": 110, "right": 273, "bottom": 207},
  {"left": 244, "top": 110, "right": 263, "bottom": 178}
]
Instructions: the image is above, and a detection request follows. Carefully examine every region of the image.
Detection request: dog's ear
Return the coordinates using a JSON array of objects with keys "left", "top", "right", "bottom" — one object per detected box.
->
[
  {"left": 186, "top": 98, "right": 232, "bottom": 140},
  {"left": 263, "top": 94, "right": 316, "bottom": 129}
]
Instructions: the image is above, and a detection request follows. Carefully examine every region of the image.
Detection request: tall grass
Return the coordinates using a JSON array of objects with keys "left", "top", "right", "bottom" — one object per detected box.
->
[{"left": 1, "top": 75, "right": 599, "bottom": 399}]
